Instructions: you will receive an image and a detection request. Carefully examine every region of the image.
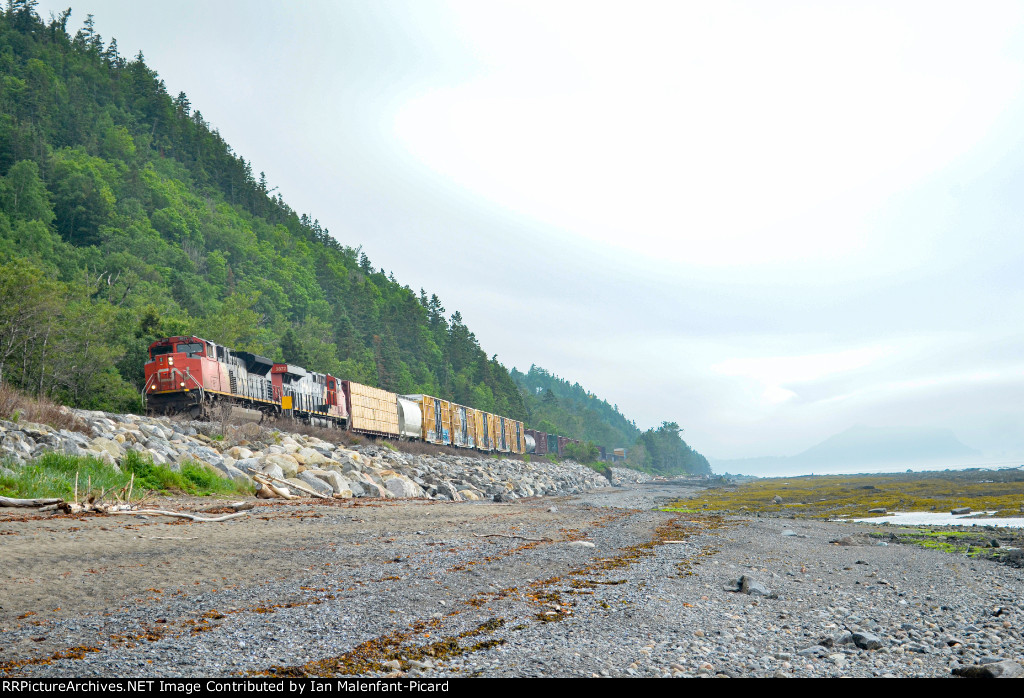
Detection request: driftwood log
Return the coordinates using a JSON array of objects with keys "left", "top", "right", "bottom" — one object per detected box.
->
[
  {"left": 253, "top": 477, "right": 300, "bottom": 500},
  {"left": 111, "top": 509, "right": 249, "bottom": 523},
  {"left": 249, "top": 471, "right": 330, "bottom": 500},
  {"left": 474, "top": 533, "right": 553, "bottom": 542},
  {"left": 0, "top": 496, "right": 64, "bottom": 508},
  {"left": 198, "top": 501, "right": 256, "bottom": 513}
]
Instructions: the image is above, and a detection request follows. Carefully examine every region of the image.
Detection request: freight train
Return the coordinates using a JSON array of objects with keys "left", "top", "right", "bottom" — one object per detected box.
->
[{"left": 143, "top": 335, "right": 586, "bottom": 457}]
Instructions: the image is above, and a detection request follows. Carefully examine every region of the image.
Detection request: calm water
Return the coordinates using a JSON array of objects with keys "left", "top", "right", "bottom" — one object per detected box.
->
[{"left": 851, "top": 511, "right": 1024, "bottom": 528}]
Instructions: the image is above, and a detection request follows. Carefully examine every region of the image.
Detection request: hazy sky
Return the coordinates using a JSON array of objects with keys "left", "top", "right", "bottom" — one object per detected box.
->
[{"left": 36, "top": 1, "right": 1024, "bottom": 463}]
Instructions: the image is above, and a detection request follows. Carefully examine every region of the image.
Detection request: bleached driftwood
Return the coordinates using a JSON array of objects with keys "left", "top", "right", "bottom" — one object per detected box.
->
[
  {"left": 0, "top": 496, "right": 64, "bottom": 508},
  {"left": 250, "top": 472, "right": 329, "bottom": 500},
  {"left": 111, "top": 509, "right": 250, "bottom": 523},
  {"left": 474, "top": 533, "right": 553, "bottom": 542},
  {"left": 253, "top": 477, "right": 296, "bottom": 499},
  {"left": 198, "top": 500, "right": 256, "bottom": 513}
]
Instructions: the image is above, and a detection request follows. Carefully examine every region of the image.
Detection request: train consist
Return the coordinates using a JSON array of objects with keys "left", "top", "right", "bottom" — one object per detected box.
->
[{"left": 143, "top": 335, "right": 587, "bottom": 457}]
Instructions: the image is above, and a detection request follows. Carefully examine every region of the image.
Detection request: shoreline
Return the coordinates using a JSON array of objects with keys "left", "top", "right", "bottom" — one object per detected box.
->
[{"left": 2, "top": 482, "right": 1022, "bottom": 678}]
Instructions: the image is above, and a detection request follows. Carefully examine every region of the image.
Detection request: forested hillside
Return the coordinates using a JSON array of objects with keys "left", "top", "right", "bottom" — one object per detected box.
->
[
  {"left": 0, "top": 4, "right": 524, "bottom": 417},
  {"left": 511, "top": 366, "right": 641, "bottom": 449},
  {"left": 0, "top": 5, "right": 712, "bottom": 474},
  {"left": 513, "top": 366, "right": 711, "bottom": 474}
]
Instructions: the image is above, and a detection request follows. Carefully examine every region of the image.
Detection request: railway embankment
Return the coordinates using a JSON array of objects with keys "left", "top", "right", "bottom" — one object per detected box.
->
[{"left": 0, "top": 409, "right": 611, "bottom": 502}]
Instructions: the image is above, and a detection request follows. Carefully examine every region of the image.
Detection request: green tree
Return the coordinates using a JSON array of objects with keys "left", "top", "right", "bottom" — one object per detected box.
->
[{"left": 0, "top": 160, "right": 54, "bottom": 223}]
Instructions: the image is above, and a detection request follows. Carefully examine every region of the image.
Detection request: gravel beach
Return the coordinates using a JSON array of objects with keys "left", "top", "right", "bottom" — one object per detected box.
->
[{"left": 2, "top": 481, "right": 1022, "bottom": 678}]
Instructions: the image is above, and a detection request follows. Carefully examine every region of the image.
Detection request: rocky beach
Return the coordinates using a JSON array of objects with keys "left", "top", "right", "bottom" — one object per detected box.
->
[{"left": 2, "top": 411, "right": 1023, "bottom": 678}]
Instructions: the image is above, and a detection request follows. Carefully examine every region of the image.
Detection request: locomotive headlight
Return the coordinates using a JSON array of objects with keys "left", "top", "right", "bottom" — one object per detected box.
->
[
  {"left": 180, "top": 382, "right": 185, "bottom": 387},
  {"left": 149, "top": 385, "right": 154, "bottom": 391},
  {"left": 168, "top": 357, "right": 174, "bottom": 366}
]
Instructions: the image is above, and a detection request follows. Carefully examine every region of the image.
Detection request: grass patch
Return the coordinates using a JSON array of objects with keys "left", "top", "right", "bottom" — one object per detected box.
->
[
  {"left": 0, "top": 382, "right": 87, "bottom": 434},
  {"left": 0, "top": 450, "right": 251, "bottom": 499},
  {"left": 673, "top": 470, "right": 1024, "bottom": 519}
]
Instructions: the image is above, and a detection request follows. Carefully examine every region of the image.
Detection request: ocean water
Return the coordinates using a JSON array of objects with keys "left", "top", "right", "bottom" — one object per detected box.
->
[{"left": 851, "top": 511, "right": 1024, "bottom": 528}]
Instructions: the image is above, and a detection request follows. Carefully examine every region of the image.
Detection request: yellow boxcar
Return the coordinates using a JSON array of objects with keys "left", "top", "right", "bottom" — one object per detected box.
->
[
  {"left": 509, "top": 419, "right": 523, "bottom": 454},
  {"left": 343, "top": 381, "right": 400, "bottom": 437},
  {"left": 406, "top": 394, "right": 452, "bottom": 445},
  {"left": 495, "top": 415, "right": 510, "bottom": 453},
  {"left": 474, "top": 410, "right": 491, "bottom": 451},
  {"left": 450, "top": 404, "right": 477, "bottom": 448},
  {"left": 492, "top": 414, "right": 503, "bottom": 452}
]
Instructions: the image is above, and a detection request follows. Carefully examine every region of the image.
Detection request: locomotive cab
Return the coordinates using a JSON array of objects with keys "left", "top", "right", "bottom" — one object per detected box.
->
[{"left": 144, "top": 335, "right": 217, "bottom": 416}]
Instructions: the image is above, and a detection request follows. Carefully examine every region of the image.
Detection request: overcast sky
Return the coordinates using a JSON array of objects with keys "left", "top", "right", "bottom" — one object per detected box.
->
[{"left": 37, "top": 1, "right": 1024, "bottom": 464}]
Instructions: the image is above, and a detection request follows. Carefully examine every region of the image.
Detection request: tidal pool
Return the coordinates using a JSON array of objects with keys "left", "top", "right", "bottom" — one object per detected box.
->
[{"left": 851, "top": 511, "right": 1024, "bottom": 528}]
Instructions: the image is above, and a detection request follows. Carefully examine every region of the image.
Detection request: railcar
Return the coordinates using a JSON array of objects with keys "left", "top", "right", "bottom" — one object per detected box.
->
[{"left": 144, "top": 335, "right": 598, "bottom": 459}]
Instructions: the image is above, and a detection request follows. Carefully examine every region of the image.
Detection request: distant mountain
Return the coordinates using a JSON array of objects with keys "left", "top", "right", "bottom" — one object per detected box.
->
[{"left": 713, "top": 425, "right": 982, "bottom": 476}]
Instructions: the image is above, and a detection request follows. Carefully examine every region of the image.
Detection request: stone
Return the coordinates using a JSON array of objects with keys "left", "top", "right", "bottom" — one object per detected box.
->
[
  {"left": 385, "top": 476, "right": 425, "bottom": 499},
  {"left": 257, "top": 462, "right": 285, "bottom": 481},
  {"left": 216, "top": 462, "right": 251, "bottom": 485},
  {"left": 227, "top": 446, "right": 253, "bottom": 460},
  {"left": 568, "top": 541, "right": 595, "bottom": 548},
  {"left": 772, "top": 495, "right": 783, "bottom": 504},
  {"left": 297, "top": 471, "right": 335, "bottom": 496},
  {"left": 951, "top": 507, "right": 971, "bottom": 515},
  {"left": 867, "top": 508, "right": 887, "bottom": 514},
  {"left": 295, "top": 447, "right": 329, "bottom": 466},
  {"left": 459, "top": 489, "right": 482, "bottom": 501},
  {"left": 434, "top": 481, "right": 463, "bottom": 502},
  {"left": 262, "top": 454, "right": 300, "bottom": 479},
  {"left": 309, "top": 469, "right": 353, "bottom": 497},
  {"left": 852, "top": 632, "right": 883, "bottom": 650},
  {"left": 952, "top": 660, "right": 1024, "bottom": 678},
  {"left": 358, "top": 481, "right": 391, "bottom": 498},
  {"left": 88, "top": 437, "right": 123, "bottom": 460},
  {"left": 740, "top": 575, "right": 772, "bottom": 596}
]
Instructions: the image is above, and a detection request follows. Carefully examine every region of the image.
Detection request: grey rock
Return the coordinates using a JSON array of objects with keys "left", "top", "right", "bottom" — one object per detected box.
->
[
  {"left": 725, "top": 575, "right": 773, "bottom": 597},
  {"left": 852, "top": 632, "right": 883, "bottom": 650},
  {"left": 952, "top": 660, "right": 1024, "bottom": 678},
  {"left": 297, "top": 471, "right": 334, "bottom": 496},
  {"left": 951, "top": 507, "right": 972, "bottom": 515}
]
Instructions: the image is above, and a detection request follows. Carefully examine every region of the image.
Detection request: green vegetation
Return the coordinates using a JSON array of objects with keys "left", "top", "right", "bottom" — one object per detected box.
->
[
  {"left": 0, "top": 450, "right": 250, "bottom": 498},
  {"left": 633, "top": 421, "right": 710, "bottom": 475},
  {"left": 513, "top": 366, "right": 640, "bottom": 449},
  {"left": 514, "top": 366, "right": 710, "bottom": 474},
  {"left": 562, "top": 440, "right": 600, "bottom": 464},
  {"left": 675, "top": 470, "right": 1024, "bottom": 519},
  {"left": 0, "top": 5, "right": 525, "bottom": 419}
]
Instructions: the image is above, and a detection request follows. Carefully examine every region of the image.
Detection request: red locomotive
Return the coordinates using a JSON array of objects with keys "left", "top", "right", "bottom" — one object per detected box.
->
[{"left": 143, "top": 335, "right": 346, "bottom": 426}]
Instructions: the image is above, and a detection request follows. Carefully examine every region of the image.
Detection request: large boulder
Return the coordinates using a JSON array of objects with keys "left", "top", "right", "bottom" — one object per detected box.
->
[
  {"left": 308, "top": 469, "right": 353, "bottom": 497},
  {"left": 88, "top": 437, "right": 123, "bottom": 461},
  {"left": 227, "top": 446, "right": 254, "bottom": 460},
  {"left": 298, "top": 470, "right": 335, "bottom": 496},
  {"left": 261, "top": 453, "right": 300, "bottom": 479},
  {"left": 385, "top": 476, "right": 425, "bottom": 499},
  {"left": 255, "top": 462, "right": 286, "bottom": 481},
  {"left": 434, "top": 481, "right": 463, "bottom": 502},
  {"left": 215, "top": 462, "right": 252, "bottom": 486},
  {"left": 295, "top": 447, "right": 329, "bottom": 466}
]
